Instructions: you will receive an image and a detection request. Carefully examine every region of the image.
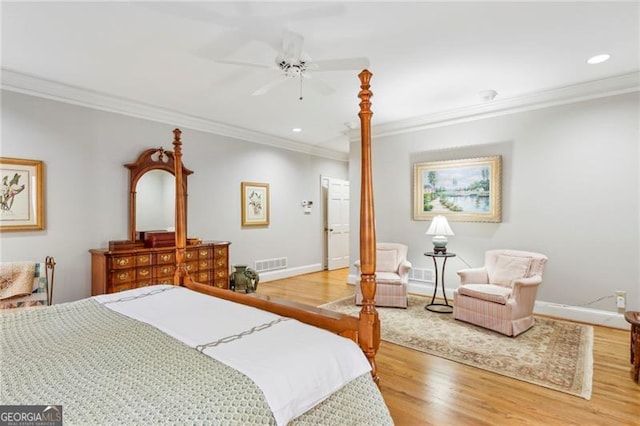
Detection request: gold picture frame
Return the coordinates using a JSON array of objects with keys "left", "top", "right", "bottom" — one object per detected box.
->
[
  {"left": 0, "top": 157, "right": 45, "bottom": 231},
  {"left": 413, "top": 155, "right": 502, "bottom": 222},
  {"left": 241, "top": 182, "right": 269, "bottom": 227}
]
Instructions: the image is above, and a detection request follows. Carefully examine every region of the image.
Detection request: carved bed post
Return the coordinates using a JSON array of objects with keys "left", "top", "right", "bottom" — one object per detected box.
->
[
  {"left": 173, "top": 128, "right": 188, "bottom": 286},
  {"left": 357, "top": 69, "right": 381, "bottom": 384}
]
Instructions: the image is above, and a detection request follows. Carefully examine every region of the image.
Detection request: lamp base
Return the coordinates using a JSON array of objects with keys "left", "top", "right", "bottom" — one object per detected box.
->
[
  {"left": 432, "top": 235, "right": 448, "bottom": 254},
  {"left": 433, "top": 246, "right": 447, "bottom": 254}
]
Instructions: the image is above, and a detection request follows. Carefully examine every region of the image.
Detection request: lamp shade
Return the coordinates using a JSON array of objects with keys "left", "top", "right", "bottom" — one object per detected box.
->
[{"left": 426, "top": 215, "right": 454, "bottom": 236}]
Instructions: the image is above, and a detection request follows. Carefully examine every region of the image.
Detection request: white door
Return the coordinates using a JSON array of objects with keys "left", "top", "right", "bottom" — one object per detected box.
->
[{"left": 326, "top": 177, "right": 350, "bottom": 270}]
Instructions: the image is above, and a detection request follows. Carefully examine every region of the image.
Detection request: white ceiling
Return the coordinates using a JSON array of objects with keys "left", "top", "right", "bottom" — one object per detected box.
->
[{"left": 2, "top": 2, "right": 639, "bottom": 156}]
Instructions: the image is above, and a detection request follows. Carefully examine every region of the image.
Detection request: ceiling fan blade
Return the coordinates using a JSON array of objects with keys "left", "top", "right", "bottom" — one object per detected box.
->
[
  {"left": 308, "top": 57, "right": 371, "bottom": 71},
  {"left": 281, "top": 30, "right": 304, "bottom": 60},
  {"left": 252, "top": 77, "right": 290, "bottom": 96},
  {"left": 283, "top": 4, "right": 346, "bottom": 21},
  {"left": 215, "top": 60, "right": 273, "bottom": 70},
  {"left": 303, "top": 76, "right": 335, "bottom": 96},
  {"left": 196, "top": 31, "right": 254, "bottom": 61}
]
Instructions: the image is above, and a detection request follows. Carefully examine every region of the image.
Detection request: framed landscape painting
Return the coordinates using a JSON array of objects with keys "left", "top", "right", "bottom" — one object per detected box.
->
[
  {"left": 413, "top": 156, "right": 502, "bottom": 222},
  {"left": 241, "top": 182, "right": 269, "bottom": 227},
  {"left": 0, "top": 157, "right": 44, "bottom": 231}
]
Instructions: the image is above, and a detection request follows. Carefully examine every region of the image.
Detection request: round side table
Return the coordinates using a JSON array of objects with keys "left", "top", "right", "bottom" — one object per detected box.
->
[
  {"left": 624, "top": 311, "right": 640, "bottom": 383},
  {"left": 424, "top": 252, "right": 456, "bottom": 313}
]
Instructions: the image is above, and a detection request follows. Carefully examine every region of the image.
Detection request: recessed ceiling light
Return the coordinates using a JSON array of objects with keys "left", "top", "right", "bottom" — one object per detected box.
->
[
  {"left": 292, "top": 128, "right": 302, "bottom": 133},
  {"left": 587, "top": 54, "right": 611, "bottom": 65}
]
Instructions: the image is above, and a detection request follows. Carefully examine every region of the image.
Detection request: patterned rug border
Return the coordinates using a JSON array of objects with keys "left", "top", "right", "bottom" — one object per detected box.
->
[{"left": 321, "top": 295, "right": 593, "bottom": 400}]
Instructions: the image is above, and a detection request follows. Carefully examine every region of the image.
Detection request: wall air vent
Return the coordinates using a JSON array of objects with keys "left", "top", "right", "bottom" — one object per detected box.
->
[
  {"left": 254, "top": 257, "right": 288, "bottom": 273},
  {"left": 408, "top": 267, "right": 434, "bottom": 283}
]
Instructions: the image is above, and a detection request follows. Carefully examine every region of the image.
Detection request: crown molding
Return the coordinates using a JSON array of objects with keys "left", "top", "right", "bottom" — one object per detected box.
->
[
  {"left": 349, "top": 71, "right": 640, "bottom": 142},
  {"left": 0, "top": 68, "right": 348, "bottom": 162}
]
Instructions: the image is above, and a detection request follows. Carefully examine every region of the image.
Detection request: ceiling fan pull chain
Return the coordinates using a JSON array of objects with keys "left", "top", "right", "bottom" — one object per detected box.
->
[{"left": 299, "top": 77, "right": 303, "bottom": 101}]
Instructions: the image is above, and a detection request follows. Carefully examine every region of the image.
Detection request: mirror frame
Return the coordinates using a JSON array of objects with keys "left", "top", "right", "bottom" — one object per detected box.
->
[{"left": 125, "top": 147, "right": 193, "bottom": 242}]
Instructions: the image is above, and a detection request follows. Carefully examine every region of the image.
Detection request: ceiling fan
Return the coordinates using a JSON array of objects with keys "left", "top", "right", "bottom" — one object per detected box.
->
[{"left": 216, "top": 30, "right": 370, "bottom": 99}]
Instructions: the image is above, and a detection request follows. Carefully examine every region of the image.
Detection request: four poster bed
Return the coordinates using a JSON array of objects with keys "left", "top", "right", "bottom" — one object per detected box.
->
[{"left": 0, "top": 71, "right": 390, "bottom": 425}]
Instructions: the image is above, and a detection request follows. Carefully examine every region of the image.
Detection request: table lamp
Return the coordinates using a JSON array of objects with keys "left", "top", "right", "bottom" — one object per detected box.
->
[{"left": 426, "top": 215, "right": 454, "bottom": 254}]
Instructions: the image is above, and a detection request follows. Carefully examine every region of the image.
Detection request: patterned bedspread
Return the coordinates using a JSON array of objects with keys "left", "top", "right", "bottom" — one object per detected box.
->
[{"left": 0, "top": 298, "right": 393, "bottom": 425}]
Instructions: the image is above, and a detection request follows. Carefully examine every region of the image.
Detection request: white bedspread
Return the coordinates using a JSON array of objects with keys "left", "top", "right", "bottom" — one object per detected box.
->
[{"left": 93, "top": 285, "right": 371, "bottom": 426}]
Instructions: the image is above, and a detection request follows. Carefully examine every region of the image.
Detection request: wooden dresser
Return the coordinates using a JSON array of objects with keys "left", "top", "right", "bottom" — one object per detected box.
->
[{"left": 90, "top": 241, "right": 230, "bottom": 295}]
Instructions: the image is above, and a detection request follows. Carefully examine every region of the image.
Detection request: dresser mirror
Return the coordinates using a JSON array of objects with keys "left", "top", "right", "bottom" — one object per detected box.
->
[
  {"left": 126, "top": 146, "right": 193, "bottom": 241},
  {"left": 136, "top": 169, "right": 174, "bottom": 231}
]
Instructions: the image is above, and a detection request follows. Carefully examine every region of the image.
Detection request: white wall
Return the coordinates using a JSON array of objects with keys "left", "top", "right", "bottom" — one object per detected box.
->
[
  {"left": 0, "top": 90, "right": 347, "bottom": 303},
  {"left": 350, "top": 92, "right": 639, "bottom": 325}
]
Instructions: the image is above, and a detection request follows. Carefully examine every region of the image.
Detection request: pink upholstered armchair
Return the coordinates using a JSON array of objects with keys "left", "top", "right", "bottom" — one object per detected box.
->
[
  {"left": 355, "top": 242, "right": 411, "bottom": 308},
  {"left": 453, "top": 249, "right": 548, "bottom": 336}
]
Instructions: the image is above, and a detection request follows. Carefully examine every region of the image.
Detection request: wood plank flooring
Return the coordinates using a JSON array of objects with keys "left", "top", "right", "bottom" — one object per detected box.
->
[{"left": 257, "top": 269, "right": 640, "bottom": 426}]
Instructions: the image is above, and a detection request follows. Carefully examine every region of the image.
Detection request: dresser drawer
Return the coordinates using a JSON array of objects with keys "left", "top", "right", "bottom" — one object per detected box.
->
[
  {"left": 110, "top": 269, "right": 135, "bottom": 285},
  {"left": 156, "top": 251, "right": 175, "bottom": 265},
  {"left": 185, "top": 249, "right": 198, "bottom": 261},
  {"left": 196, "top": 270, "right": 211, "bottom": 283},
  {"left": 111, "top": 282, "right": 137, "bottom": 293},
  {"left": 185, "top": 261, "right": 198, "bottom": 273},
  {"left": 197, "top": 259, "right": 212, "bottom": 270},
  {"left": 214, "top": 278, "right": 228, "bottom": 289},
  {"left": 214, "top": 268, "right": 228, "bottom": 281},
  {"left": 110, "top": 255, "right": 134, "bottom": 269},
  {"left": 136, "top": 267, "right": 152, "bottom": 281},
  {"left": 155, "top": 264, "right": 176, "bottom": 278},
  {"left": 214, "top": 246, "right": 227, "bottom": 258},
  {"left": 155, "top": 276, "right": 174, "bottom": 285},
  {"left": 198, "top": 247, "right": 212, "bottom": 259},
  {"left": 136, "top": 254, "right": 152, "bottom": 266},
  {"left": 214, "top": 253, "right": 227, "bottom": 269}
]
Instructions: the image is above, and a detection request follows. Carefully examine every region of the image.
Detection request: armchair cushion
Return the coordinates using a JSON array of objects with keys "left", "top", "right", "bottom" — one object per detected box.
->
[
  {"left": 491, "top": 254, "right": 532, "bottom": 287},
  {"left": 376, "top": 272, "right": 404, "bottom": 285},
  {"left": 457, "top": 284, "right": 511, "bottom": 304},
  {"left": 377, "top": 249, "right": 399, "bottom": 272}
]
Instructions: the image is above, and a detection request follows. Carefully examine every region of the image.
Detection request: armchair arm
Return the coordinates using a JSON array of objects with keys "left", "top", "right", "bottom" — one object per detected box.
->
[
  {"left": 510, "top": 276, "right": 542, "bottom": 298},
  {"left": 398, "top": 259, "right": 412, "bottom": 284},
  {"left": 508, "top": 276, "right": 542, "bottom": 315},
  {"left": 398, "top": 259, "right": 412, "bottom": 276},
  {"left": 457, "top": 267, "right": 488, "bottom": 285}
]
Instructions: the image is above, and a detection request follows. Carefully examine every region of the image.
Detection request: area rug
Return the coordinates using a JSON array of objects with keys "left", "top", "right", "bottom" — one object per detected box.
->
[{"left": 320, "top": 294, "right": 593, "bottom": 399}]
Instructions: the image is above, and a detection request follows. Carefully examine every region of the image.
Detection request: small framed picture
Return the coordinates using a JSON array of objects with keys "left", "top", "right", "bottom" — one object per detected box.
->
[
  {"left": 241, "top": 182, "right": 269, "bottom": 227},
  {"left": 0, "top": 157, "right": 44, "bottom": 232}
]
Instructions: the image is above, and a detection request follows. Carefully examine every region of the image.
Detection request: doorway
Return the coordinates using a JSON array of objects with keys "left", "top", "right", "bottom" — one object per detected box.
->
[{"left": 321, "top": 176, "right": 350, "bottom": 270}]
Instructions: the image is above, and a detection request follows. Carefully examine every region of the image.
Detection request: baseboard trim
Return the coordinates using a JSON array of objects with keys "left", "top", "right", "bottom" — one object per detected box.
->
[
  {"left": 347, "top": 275, "right": 630, "bottom": 330},
  {"left": 259, "top": 263, "right": 323, "bottom": 283},
  {"left": 533, "top": 301, "right": 629, "bottom": 330}
]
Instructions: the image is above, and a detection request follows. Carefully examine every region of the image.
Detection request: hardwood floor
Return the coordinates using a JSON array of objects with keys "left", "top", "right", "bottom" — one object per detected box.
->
[{"left": 257, "top": 269, "right": 640, "bottom": 426}]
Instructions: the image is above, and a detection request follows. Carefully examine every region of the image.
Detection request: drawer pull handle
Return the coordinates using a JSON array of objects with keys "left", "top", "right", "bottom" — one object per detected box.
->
[
  {"left": 118, "top": 272, "right": 129, "bottom": 281},
  {"left": 139, "top": 270, "right": 150, "bottom": 277},
  {"left": 138, "top": 257, "right": 149, "bottom": 264},
  {"left": 161, "top": 254, "right": 171, "bottom": 262},
  {"left": 116, "top": 258, "right": 130, "bottom": 266}
]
